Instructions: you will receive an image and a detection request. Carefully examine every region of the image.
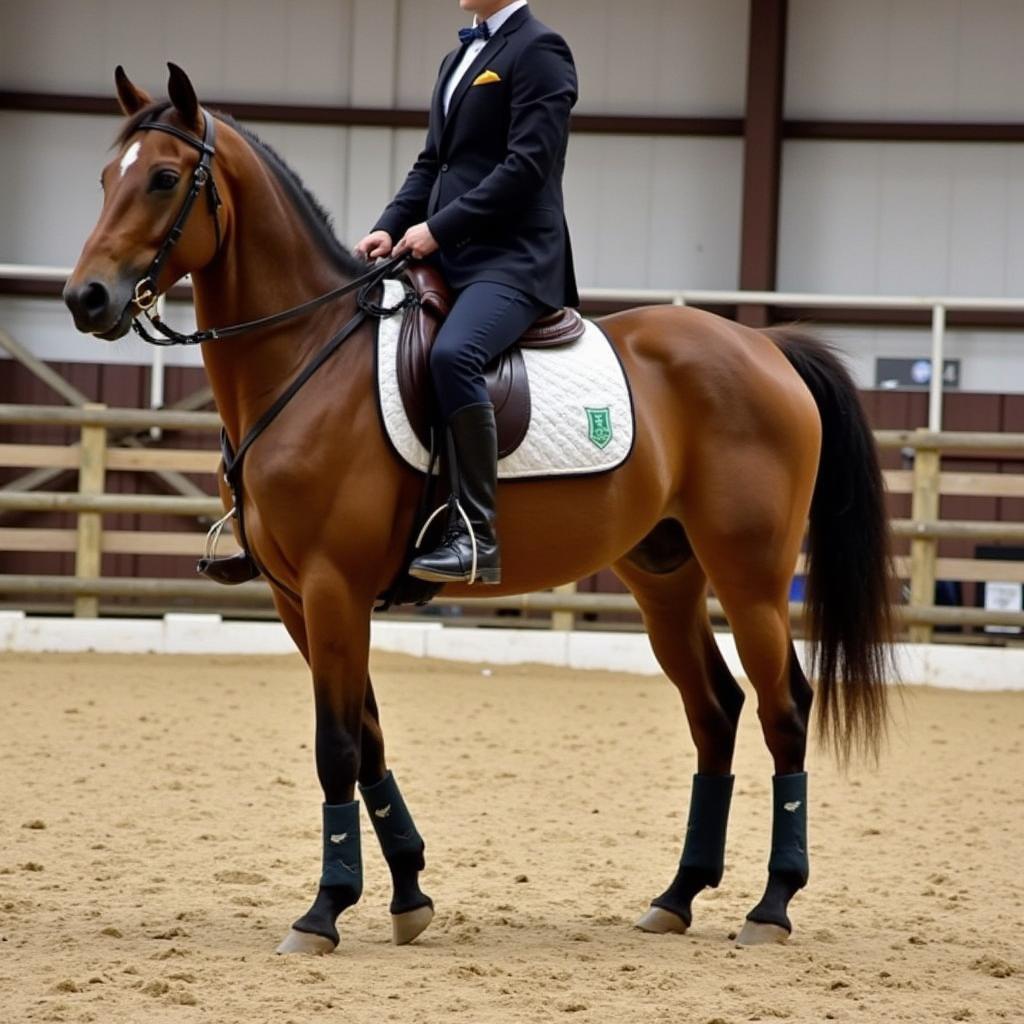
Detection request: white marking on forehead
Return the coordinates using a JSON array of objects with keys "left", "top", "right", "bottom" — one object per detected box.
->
[{"left": 119, "top": 140, "right": 141, "bottom": 177}]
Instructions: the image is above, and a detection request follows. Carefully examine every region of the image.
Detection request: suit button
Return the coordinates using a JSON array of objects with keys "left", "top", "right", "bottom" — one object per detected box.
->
[{"left": 441, "top": 163, "right": 449, "bottom": 172}]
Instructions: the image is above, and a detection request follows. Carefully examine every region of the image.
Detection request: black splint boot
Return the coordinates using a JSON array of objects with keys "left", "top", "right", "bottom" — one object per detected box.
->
[
  {"left": 409, "top": 402, "right": 501, "bottom": 585},
  {"left": 196, "top": 552, "right": 262, "bottom": 585}
]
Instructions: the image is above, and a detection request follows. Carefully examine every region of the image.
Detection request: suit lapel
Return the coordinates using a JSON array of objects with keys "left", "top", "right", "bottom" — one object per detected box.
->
[
  {"left": 432, "top": 47, "right": 464, "bottom": 130},
  {"left": 441, "top": 33, "right": 510, "bottom": 146}
]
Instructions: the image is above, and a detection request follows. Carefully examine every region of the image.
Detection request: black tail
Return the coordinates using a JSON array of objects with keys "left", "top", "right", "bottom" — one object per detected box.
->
[{"left": 767, "top": 327, "right": 895, "bottom": 761}]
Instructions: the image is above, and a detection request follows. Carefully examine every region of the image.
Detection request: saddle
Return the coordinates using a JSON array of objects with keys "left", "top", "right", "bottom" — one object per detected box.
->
[{"left": 396, "top": 265, "right": 585, "bottom": 457}]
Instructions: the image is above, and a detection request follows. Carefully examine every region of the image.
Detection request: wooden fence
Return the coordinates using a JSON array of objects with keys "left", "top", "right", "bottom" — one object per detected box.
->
[{"left": 1, "top": 403, "right": 1024, "bottom": 641}]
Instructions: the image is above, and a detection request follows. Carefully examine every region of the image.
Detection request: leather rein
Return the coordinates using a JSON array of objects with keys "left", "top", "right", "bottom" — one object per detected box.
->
[{"left": 126, "top": 105, "right": 412, "bottom": 347}]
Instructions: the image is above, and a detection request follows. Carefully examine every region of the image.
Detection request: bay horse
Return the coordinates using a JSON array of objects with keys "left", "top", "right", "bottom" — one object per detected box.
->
[{"left": 64, "top": 65, "right": 894, "bottom": 954}]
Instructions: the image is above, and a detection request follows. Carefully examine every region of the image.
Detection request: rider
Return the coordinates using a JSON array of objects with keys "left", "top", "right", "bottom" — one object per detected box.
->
[{"left": 356, "top": 0, "right": 578, "bottom": 585}]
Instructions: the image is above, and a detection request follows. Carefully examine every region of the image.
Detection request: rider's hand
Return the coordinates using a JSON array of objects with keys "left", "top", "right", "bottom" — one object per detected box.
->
[
  {"left": 354, "top": 230, "right": 394, "bottom": 260},
  {"left": 395, "top": 222, "right": 439, "bottom": 259}
]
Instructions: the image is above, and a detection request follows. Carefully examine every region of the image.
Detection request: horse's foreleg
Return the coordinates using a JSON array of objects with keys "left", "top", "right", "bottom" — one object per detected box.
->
[
  {"left": 617, "top": 557, "right": 745, "bottom": 936},
  {"left": 357, "top": 679, "right": 434, "bottom": 945},
  {"left": 276, "top": 582, "right": 373, "bottom": 955}
]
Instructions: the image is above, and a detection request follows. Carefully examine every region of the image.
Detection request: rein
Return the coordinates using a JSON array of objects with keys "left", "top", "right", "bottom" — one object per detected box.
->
[{"left": 126, "top": 105, "right": 412, "bottom": 347}]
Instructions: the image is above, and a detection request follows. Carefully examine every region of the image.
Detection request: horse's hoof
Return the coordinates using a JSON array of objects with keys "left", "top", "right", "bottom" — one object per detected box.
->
[
  {"left": 275, "top": 928, "right": 337, "bottom": 955},
  {"left": 635, "top": 906, "right": 688, "bottom": 934},
  {"left": 392, "top": 904, "right": 434, "bottom": 945},
  {"left": 735, "top": 920, "right": 790, "bottom": 946}
]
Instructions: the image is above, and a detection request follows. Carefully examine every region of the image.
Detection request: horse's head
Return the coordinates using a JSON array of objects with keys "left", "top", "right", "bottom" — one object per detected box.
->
[{"left": 64, "top": 64, "right": 222, "bottom": 340}]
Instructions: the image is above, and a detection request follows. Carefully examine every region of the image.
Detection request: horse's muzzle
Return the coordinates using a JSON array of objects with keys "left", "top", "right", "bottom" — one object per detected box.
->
[{"left": 63, "top": 276, "right": 134, "bottom": 340}]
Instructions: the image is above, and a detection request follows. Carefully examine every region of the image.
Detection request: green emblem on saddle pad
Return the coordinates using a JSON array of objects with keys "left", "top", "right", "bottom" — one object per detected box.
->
[{"left": 585, "top": 407, "right": 613, "bottom": 449}]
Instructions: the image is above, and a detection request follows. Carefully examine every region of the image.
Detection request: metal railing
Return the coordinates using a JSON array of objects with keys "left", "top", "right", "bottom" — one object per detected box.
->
[{"left": 5, "top": 263, "right": 1024, "bottom": 432}]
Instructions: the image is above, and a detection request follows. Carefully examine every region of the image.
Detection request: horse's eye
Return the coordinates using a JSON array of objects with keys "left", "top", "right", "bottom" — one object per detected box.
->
[{"left": 149, "top": 170, "right": 180, "bottom": 192}]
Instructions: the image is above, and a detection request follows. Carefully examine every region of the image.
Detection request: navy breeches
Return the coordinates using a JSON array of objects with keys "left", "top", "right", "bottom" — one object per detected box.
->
[{"left": 430, "top": 281, "right": 550, "bottom": 420}]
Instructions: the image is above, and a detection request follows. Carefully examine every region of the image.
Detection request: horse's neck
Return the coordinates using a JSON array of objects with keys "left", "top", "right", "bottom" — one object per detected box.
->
[{"left": 190, "top": 146, "right": 354, "bottom": 447}]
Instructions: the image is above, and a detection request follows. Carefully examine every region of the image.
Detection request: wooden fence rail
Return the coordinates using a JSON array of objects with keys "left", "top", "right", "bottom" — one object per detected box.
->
[
  {"left": 1, "top": 403, "right": 1023, "bottom": 637},
  {"left": 0, "top": 404, "right": 221, "bottom": 431},
  {"left": 1, "top": 575, "right": 1024, "bottom": 631}
]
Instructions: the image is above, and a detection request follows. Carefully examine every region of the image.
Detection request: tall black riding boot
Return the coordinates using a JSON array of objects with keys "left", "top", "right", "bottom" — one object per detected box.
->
[{"left": 409, "top": 402, "right": 501, "bottom": 585}]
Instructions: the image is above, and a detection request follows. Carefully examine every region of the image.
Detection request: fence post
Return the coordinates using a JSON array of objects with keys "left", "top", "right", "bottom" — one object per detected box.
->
[
  {"left": 908, "top": 434, "right": 940, "bottom": 644},
  {"left": 551, "top": 581, "right": 577, "bottom": 631},
  {"left": 928, "top": 304, "right": 946, "bottom": 432},
  {"left": 74, "top": 403, "right": 107, "bottom": 618}
]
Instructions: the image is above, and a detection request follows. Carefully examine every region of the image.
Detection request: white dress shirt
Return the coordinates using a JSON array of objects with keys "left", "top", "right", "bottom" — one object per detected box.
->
[{"left": 443, "top": 0, "right": 528, "bottom": 114}]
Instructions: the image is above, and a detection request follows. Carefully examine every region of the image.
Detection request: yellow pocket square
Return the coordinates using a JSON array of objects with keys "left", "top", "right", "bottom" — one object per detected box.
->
[{"left": 472, "top": 70, "right": 502, "bottom": 86}]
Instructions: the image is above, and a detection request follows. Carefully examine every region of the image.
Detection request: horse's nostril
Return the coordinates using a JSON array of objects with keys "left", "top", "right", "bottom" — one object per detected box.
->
[{"left": 82, "top": 280, "right": 110, "bottom": 314}]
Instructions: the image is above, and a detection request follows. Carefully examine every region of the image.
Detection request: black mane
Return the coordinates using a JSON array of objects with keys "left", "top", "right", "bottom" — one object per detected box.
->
[{"left": 112, "top": 102, "right": 365, "bottom": 277}]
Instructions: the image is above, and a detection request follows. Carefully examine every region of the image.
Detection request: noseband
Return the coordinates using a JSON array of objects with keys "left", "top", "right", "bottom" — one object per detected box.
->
[{"left": 127, "top": 106, "right": 411, "bottom": 347}]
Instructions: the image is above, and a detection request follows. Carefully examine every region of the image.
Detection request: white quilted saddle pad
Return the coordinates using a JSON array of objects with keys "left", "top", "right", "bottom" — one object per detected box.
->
[{"left": 376, "top": 279, "right": 635, "bottom": 479}]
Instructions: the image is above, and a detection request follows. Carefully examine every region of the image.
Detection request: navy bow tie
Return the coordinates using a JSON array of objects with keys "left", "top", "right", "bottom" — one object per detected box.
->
[{"left": 458, "top": 22, "right": 491, "bottom": 44}]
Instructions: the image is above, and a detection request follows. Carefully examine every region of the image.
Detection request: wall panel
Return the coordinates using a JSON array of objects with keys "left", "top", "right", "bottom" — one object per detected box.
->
[
  {"left": 779, "top": 141, "right": 1024, "bottom": 297},
  {"left": 1, "top": 1, "right": 749, "bottom": 116},
  {"left": 565, "top": 135, "right": 743, "bottom": 289},
  {"left": 0, "top": 0, "right": 359, "bottom": 104},
  {"left": 0, "top": 112, "right": 121, "bottom": 267},
  {"left": 392, "top": 1, "right": 749, "bottom": 116},
  {"left": 787, "top": 0, "right": 1024, "bottom": 120},
  {"left": 539, "top": 0, "right": 749, "bottom": 116}
]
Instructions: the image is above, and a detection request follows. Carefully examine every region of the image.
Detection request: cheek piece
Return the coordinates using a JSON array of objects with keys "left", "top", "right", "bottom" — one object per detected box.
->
[{"left": 129, "top": 107, "right": 222, "bottom": 314}]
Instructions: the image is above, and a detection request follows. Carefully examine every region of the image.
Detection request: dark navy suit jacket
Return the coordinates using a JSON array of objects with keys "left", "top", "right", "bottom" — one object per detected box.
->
[{"left": 373, "top": 5, "right": 579, "bottom": 309}]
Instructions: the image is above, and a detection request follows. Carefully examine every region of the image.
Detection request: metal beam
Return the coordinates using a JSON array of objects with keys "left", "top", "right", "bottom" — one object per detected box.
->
[
  {"left": 0, "top": 90, "right": 742, "bottom": 138},
  {"left": 9, "top": 90, "right": 1024, "bottom": 144},
  {"left": 737, "top": 0, "right": 788, "bottom": 327},
  {"left": 785, "top": 120, "right": 1024, "bottom": 143}
]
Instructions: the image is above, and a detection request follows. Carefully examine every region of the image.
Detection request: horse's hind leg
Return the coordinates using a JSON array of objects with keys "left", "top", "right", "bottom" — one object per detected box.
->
[
  {"left": 357, "top": 679, "right": 434, "bottom": 945},
  {"left": 616, "top": 548, "right": 745, "bottom": 935},
  {"left": 671, "top": 395, "right": 818, "bottom": 946},
  {"left": 704, "top": 573, "right": 806, "bottom": 946}
]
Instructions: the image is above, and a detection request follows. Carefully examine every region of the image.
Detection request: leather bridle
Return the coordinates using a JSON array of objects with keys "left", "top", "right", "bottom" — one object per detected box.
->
[
  {"left": 126, "top": 105, "right": 411, "bottom": 347},
  {"left": 130, "top": 106, "right": 222, "bottom": 315}
]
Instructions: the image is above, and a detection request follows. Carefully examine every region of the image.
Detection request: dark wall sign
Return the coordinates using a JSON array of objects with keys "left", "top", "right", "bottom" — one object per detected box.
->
[{"left": 876, "top": 357, "right": 960, "bottom": 390}]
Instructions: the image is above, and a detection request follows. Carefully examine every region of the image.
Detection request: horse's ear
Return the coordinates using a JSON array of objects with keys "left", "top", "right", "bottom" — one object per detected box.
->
[
  {"left": 166, "top": 62, "right": 201, "bottom": 133},
  {"left": 114, "top": 65, "right": 153, "bottom": 116}
]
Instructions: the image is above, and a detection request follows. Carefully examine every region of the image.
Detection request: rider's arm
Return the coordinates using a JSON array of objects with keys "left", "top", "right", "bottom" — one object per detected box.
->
[
  {"left": 372, "top": 53, "right": 448, "bottom": 242},
  {"left": 372, "top": 134, "right": 439, "bottom": 242}
]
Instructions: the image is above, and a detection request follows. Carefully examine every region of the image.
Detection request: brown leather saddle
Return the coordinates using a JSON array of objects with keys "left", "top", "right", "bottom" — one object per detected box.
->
[{"left": 394, "top": 265, "right": 586, "bottom": 458}]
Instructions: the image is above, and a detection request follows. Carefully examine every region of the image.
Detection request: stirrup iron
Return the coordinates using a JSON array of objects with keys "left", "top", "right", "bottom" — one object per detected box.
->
[
  {"left": 204, "top": 506, "right": 236, "bottom": 563},
  {"left": 196, "top": 506, "right": 262, "bottom": 585},
  {"left": 413, "top": 497, "right": 479, "bottom": 585}
]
